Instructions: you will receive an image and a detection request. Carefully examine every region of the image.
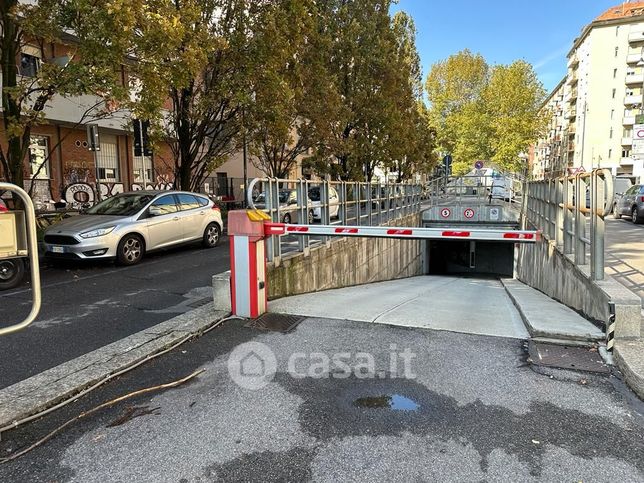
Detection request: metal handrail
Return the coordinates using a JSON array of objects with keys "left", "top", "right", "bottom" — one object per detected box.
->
[
  {"left": 0, "top": 182, "right": 41, "bottom": 335},
  {"left": 246, "top": 177, "right": 422, "bottom": 262},
  {"left": 524, "top": 168, "right": 612, "bottom": 280}
]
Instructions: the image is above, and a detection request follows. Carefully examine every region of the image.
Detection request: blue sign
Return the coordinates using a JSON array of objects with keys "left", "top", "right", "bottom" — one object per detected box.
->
[
  {"left": 475, "top": 160, "right": 484, "bottom": 169},
  {"left": 443, "top": 154, "right": 452, "bottom": 167}
]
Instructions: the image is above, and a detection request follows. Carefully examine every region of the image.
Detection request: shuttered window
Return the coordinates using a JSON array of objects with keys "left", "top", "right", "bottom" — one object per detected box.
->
[{"left": 96, "top": 137, "right": 120, "bottom": 181}]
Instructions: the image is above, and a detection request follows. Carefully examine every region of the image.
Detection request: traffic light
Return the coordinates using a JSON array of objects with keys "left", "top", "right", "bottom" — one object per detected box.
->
[{"left": 133, "top": 119, "right": 153, "bottom": 157}]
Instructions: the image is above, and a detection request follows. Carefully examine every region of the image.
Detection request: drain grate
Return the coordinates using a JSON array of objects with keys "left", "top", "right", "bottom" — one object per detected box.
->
[
  {"left": 245, "top": 313, "right": 304, "bottom": 333},
  {"left": 528, "top": 341, "right": 609, "bottom": 374}
]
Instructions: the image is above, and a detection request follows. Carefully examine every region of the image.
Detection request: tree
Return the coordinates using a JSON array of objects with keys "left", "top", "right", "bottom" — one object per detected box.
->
[
  {"left": 130, "top": 0, "right": 263, "bottom": 192},
  {"left": 426, "top": 51, "right": 546, "bottom": 175},
  {"left": 0, "top": 0, "right": 133, "bottom": 190},
  {"left": 482, "top": 61, "right": 548, "bottom": 172},
  {"left": 245, "top": 0, "right": 335, "bottom": 179}
]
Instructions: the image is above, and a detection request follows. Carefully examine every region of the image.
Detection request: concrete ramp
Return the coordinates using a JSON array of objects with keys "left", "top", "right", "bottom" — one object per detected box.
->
[
  {"left": 501, "top": 279, "right": 604, "bottom": 343},
  {"left": 269, "top": 276, "right": 530, "bottom": 339}
]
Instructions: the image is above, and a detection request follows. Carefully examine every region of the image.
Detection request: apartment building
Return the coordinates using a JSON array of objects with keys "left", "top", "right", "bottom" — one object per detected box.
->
[
  {"left": 531, "top": 78, "right": 568, "bottom": 180},
  {"left": 534, "top": 2, "right": 644, "bottom": 181}
]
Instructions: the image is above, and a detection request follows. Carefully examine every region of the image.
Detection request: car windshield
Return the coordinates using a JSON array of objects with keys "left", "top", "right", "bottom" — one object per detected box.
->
[
  {"left": 308, "top": 188, "right": 321, "bottom": 201},
  {"left": 86, "top": 193, "right": 155, "bottom": 216},
  {"left": 279, "top": 191, "right": 291, "bottom": 203}
]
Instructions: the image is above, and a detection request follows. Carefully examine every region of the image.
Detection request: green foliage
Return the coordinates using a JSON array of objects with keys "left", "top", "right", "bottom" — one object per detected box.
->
[{"left": 426, "top": 51, "right": 547, "bottom": 175}]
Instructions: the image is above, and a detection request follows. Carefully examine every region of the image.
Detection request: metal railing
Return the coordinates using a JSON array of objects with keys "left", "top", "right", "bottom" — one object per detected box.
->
[
  {"left": 0, "top": 182, "right": 41, "bottom": 335},
  {"left": 247, "top": 178, "right": 422, "bottom": 262},
  {"left": 425, "top": 174, "right": 524, "bottom": 207},
  {"left": 524, "top": 168, "right": 613, "bottom": 281}
]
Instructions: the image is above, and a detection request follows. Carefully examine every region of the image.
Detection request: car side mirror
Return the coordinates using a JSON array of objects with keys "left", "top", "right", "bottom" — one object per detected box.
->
[
  {"left": 288, "top": 199, "right": 297, "bottom": 205},
  {"left": 148, "top": 205, "right": 164, "bottom": 217}
]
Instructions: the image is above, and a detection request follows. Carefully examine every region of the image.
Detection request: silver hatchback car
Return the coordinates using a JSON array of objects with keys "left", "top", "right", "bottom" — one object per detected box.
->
[
  {"left": 614, "top": 184, "right": 644, "bottom": 224},
  {"left": 44, "top": 191, "right": 223, "bottom": 265}
]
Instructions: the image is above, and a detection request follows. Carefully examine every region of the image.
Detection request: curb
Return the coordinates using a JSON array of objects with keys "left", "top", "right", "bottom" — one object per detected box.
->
[
  {"left": 500, "top": 278, "right": 604, "bottom": 344},
  {"left": 614, "top": 340, "right": 644, "bottom": 400},
  {"left": 0, "top": 303, "right": 230, "bottom": 435}
]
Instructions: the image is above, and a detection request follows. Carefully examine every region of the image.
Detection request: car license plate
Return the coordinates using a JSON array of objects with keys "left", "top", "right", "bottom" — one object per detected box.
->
[{"left": 52, "top": 246, "right": 65, "bottom": 254}]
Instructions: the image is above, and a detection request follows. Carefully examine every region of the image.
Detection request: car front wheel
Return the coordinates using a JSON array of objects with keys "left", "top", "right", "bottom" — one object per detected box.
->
[
  {"left": 203, "top": 223, "right": 221, "bottom": 248},
  {"left": 633, "top": 207, "right": 643, "bottom": 224},
  {"left": 117, "top": 234, "right": 144, "bottom": 266}
]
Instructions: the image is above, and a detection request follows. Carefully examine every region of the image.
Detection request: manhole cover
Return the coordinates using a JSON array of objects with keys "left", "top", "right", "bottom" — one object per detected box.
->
[
  {"left": 528, "top": 342, "right": 609, "bottom": 374},
  {"left": 245, "top": 313, "right": 304, "bottom": 333}
]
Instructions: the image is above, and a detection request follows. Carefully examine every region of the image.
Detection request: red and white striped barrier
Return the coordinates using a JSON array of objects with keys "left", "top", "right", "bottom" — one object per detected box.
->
[{"left": 264, "top": 222, "right": 541, "bottom": 242}]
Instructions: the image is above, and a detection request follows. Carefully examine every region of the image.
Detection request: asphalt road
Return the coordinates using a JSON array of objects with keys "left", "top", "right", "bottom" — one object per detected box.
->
[
  {"left": 605, "top": 217, "right": 644, "bottom": 308},
  {"left": 0, "top": 318, "right": 642, "bottom": 482},
  {"left": 0, "top": 239, "right": 230, "bottom": 389}
]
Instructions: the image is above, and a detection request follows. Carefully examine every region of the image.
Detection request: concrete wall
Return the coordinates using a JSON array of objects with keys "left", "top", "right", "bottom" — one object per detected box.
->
[
  {"left": 267, "top": 212, "right": 422, "bottom": 299},
  {"left": 516, "top": 238, "right": 641, "bottom": 339}
]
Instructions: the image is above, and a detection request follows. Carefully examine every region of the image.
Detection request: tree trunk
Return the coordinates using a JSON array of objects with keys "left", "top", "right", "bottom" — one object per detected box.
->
[{"left": 1, "top": 0, "right": 25, "bottom": 189}]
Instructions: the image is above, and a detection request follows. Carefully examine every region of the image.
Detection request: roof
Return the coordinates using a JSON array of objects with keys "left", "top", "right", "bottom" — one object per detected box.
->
[{"left": 596, "top": 2, "right": 644, "bottom": 21}]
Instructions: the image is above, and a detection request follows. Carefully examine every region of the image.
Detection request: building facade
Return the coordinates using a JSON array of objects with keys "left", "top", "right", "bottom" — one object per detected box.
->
[
  {"left": 531, "top": 79, "right": 568, "bottom": 179},
  {"left": 534, "top": 2, "right": 644, "bottom": 182}
]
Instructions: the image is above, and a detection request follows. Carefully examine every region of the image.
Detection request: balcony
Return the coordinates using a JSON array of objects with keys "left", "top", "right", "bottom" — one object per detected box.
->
[
  {"left": 627, "top": 52, "right": 644, "bottom": 63},
  {"left": 624, "top": 93, "right": 644, "bottom": 105},
  {"left": 622, "top": 137, "right": 634, "bottom": 146},
  {"left": 624, "top": 115, "right": 636, "bottom": 125},
  {"left": 569, "top": 88, "right": 578, "bottom": 99},
  {"left": 629, "top": 31, "right": 644, "bottom": 43},
  {"left": 567, "top": 72, "right": 578, "bottom": 85},
  {"left": 567, "top": 53, "right": 579, "bottom": 68},
  {"left": 568, "top": 124, "right": 576, "bottom": 134},
  {"left": 621, "top": 156, "right": 635, "bottom": 166},
  {"left": 625, "top": 73, "right": 644, "bottom": 85},
  {"left": 567, "top": 142, "right": 575, "bottom": 152},
  {"left": 566, "top": 109, "right": 577, "bottom": 119}
]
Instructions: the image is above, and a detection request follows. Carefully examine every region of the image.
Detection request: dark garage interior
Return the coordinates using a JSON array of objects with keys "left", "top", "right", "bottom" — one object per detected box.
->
[{"left": 426, "top": 240, "right": 514, "bottom": 276}]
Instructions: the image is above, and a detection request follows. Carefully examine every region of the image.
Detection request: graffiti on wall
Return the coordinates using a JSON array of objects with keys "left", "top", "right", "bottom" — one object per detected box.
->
[{"left": 62, "top": 176, "right": 174, "bottom": 208}]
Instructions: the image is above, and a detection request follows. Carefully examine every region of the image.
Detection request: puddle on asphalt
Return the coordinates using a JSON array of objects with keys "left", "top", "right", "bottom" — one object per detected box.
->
[{"left": 353, "top": 394, "right": 420, "bottom": 411}]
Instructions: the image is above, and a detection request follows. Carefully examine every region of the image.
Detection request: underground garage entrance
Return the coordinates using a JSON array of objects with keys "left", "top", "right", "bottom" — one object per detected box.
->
[{"left": 426, "top": 240, "right": 515, "bottom": 277}]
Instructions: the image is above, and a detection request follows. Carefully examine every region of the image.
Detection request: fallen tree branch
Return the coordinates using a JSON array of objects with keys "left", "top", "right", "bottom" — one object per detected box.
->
[{"left": 0, "top": 368, "right": 205, "bottom": 464}]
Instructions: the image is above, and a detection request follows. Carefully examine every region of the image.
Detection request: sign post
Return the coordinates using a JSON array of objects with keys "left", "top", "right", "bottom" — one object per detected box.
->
[{"left": 87, "top": 124, "right": 101, "bottom": 201}]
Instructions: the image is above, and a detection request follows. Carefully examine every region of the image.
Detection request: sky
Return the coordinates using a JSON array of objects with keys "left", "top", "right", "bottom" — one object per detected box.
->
[{"left": 391, "top": 0, "right": 623, "bottom": 93}]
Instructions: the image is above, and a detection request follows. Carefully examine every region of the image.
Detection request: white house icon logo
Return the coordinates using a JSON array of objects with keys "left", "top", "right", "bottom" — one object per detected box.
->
[{"left": 228, "top": 342, "right": 277, "bottom": 390}]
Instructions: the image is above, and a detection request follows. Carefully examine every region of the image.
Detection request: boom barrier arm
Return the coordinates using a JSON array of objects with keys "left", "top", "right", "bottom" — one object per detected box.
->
[{"left": 264, "top": 222, "right": 541, "bottom": 242}]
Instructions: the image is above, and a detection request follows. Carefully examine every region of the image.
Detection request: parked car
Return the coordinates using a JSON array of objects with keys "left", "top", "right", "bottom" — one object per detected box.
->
[
  {"left": 613, "top": 184, "right": 644, "bottom": 224},
  {"left": 489, "top": 180, "right": 512, "bottom": 202},
  {"left": 309, "top": 186, "right": 339, "bottom": 221},
  {"left": 253, "top": 189, "right": 314, "bottom": 224},
  {"left": 611, "top": 177, "right": 634, "bottom": 215},
  {"left": 43, "top": 191, "right": 223, "bottom": 266},
  {"left": 0, "top": 197, "right": 28, "bottom": 291}
]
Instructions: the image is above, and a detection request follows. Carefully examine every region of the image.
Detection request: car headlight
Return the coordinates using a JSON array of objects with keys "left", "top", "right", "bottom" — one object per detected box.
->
[{"left": 79, "top": 226, "right": 116, "bottom": 239}]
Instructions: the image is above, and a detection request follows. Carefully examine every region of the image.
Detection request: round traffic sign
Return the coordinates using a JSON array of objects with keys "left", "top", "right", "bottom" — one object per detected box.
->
[
  {"left": 440, "top": 208, "right": 451, "bottom": 218},
  {"left": 474, "top": 160, "right": 484, "bottom": 169},
  {"left": 464, "top": 208, "right": 475, "bottom": 219}
]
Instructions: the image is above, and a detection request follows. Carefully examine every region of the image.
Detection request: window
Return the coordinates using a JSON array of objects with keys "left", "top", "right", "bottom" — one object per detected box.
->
[
  {"left": 616, "top": 26, "right": 620, "bottom": 36},
  {"left": 613, "top": 88, "right": 617, "bottom": 99},
  {"left": 96, "top": 138, "right": 120, "bottom": 181},
  {"left": 150, "top": 195, "right": 178, "bottom": 214},
  {"left": 133, "top": 155, "right": 153, "bottom": 184},
  {"left": 609, "top": 148, "right": 613, "bottom": 159},
  {"left": 28, "top": 136, "right": 49, "bottom": 179},
  {"left": 614, "top": 68, "right": 617, "bottom": 78},
  {"left": 611, "top": 109, "right": 615, "bottom": 120},
  {"left": 19, "top": 53, "right": 39, "bottom": 77},
  {"left": 610, "top": 128, "right": 613, "bottom": 139},
  {"left": 622, "top": 149, "right": 631, "bottom": 157},
  {"left": 176, "top": 193, "right": 200, "bottom": 211},
  {"left": 615, "top": 46, "right": 619, "bottom": 57}
]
